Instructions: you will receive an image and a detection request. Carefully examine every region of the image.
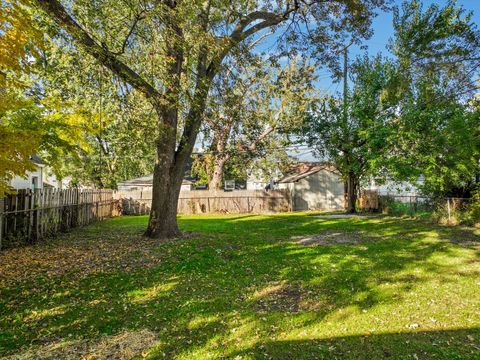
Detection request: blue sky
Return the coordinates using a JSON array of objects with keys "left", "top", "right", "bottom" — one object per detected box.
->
[{"left": 323, "top": 0, "right": 480, "bottom": 93}]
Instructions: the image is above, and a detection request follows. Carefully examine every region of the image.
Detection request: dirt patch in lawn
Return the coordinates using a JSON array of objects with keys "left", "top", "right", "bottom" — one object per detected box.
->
[
  {"left": 439, "top": 227, "right": 480, "bottom": 250},
  {"left": 4, "top": 329, "right": 158, "bottom": 360},
  {"left": 251, "top": 282, "right": 332, "bottom": 313},
  {"left": 294, "top": 230, "right": 377, "bottom": 246},
  {"left": 313, "top": 214, "right": 379, "bottom": 219},
  {"left": 252, "top": 283, "right": 302, "bottom": 313}
]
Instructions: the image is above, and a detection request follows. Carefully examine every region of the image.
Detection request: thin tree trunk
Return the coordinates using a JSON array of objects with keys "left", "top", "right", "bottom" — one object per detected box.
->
[
  {"left": 207, "top": 118, "right": 232, "bottom": 190},
  {"left": 209, "top": 155, "right": 227, "bottom": 190},
  {"left": 345, "top": 173, "right": 358, "bottom": 213}
]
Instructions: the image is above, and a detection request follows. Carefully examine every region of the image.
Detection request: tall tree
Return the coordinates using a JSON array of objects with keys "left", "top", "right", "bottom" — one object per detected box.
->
[
  {"left": 0, "top": 0, "right": 86, "bottom": 195},
  {"left": 386, "top": 0, "right": 480, "bottom": 197},
  {"left": 0, "top": 0, "right": 42, "bottom": 196},
  {"left": 30, "top": 0, "right": 387, "bottom": 237},
  {"left": 39, "top": 40, "right": 157, "bottom": 188},
  {"left": 299, "top": 54, "right": 398, "bottom": 212},
  {"left": 203, "top": 56, "right": 317, "bottom": 190}
]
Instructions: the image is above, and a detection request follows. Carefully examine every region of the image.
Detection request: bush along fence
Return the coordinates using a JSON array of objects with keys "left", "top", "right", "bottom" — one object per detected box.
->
[
  {"left": 378, "top": 195, "right": 479, "bottom": 226},
  {"left": 0, "top": 189, "right": 120, "bottom": 249},
  {"left": 117, "top": 189, "right": 292, "bottom": 216}
]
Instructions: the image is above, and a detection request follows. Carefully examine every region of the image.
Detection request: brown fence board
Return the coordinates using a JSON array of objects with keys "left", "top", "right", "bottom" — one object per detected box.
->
[
  {"left": 115, "top": 189, "right": 292, "bottom": 215},
  {"left": 0, "top": 189, "right": 120, "bottom": 249}
]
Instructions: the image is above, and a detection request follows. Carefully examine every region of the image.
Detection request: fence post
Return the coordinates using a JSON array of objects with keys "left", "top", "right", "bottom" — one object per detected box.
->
[
  {"left": 0, "top": 197, "right": 4, "bottom": 250},
  {"left": 447, "top": 198, "right": 451, "bottom": 223}
]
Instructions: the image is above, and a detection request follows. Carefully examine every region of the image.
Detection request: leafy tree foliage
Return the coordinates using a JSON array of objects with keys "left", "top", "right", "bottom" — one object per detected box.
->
[
  {"left": 299, "top": 0, "right": 479, "bottom": 210},
  {"left": 0, "top": 0, "right": 42, "bottom": 195},
  {"left": 387, "top": 0, "right": 480, "bottom": 197},
  {"left": 30, "top": 0, "right": 387, "bottom": 237},
  {"left": 198, "top": 55, "right": 317, "bottom": 189},
  {"left": 38, "top": 41, "right": 157, "bottom": 188},
  {"left": 299, "top": 55, "right": 398, "bottom": 212}
]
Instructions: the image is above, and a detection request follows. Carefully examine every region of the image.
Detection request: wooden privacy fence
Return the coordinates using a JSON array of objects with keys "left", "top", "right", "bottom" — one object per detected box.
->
[
  {"left": 116, "top": 189, "right": 292, "bottom": 215},
  {"left": 359, "top": 190, "right": 379, "bottom": 211},
  {"left": 0, "top": 189, "right": 120, "bottom": 249}
]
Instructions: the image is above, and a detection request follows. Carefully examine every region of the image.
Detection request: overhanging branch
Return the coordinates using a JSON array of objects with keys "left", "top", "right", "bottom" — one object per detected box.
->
[{"left": 32, "top": 0, "right": 162, "bottom": 102}]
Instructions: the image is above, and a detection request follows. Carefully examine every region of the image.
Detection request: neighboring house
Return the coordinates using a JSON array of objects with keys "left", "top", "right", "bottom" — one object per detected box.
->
[
  {"left": 43, "top": 172, "right": 73, "bottom": 189},
  {"left": 276, "top": 162, "right": 344, "bottom": 211},
  {"left": 10, "top": 155, "right": 71, "bottom": 191},
  {"left": 117, "top": 175, "right": 195, "bottom": 192},
  {"left": 246, "top": 168, "right": 284, "bottom": 190},
  {"left": 10, "top": 155, "right": 45, "bottom": 191},
  {"left": 118, "top": 156, "right": 203, "bottom": 192},
  {"left": 367, "top": 177, "right": 425, "bottom": 197}
]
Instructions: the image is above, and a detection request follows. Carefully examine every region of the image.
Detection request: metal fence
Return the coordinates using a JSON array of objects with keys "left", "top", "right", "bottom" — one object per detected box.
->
[{"left": 0, "top": 189, "right": 121, "bottom": 249}]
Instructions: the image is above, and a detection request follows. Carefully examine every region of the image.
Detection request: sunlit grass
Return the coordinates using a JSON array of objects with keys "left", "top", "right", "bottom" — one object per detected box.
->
[{"left": 0, "top": 213, "right": 479, "bottom": 359}]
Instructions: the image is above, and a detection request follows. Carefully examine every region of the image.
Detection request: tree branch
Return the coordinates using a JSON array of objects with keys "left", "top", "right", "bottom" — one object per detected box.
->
[
  {"left": 246, "top": 126, "right": 276, "bottom": 152},
  {"left": 111, "top": 11, "right": 146, "bottom": 56},
  {"left": 206, "top": 6, "right": 300, "bottom": 77},
  {"left": 32, "top": 0, "right": 161, "bottom": 102}
]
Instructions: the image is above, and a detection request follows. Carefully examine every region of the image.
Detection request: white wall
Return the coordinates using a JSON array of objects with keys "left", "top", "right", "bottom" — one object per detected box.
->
[
  {"left": 280, "top": 170, "right": 344, "bottom": 211},
  {"left": 10, "top": 165, "right": 44, "bottom": 190},
  {"left": 44, "top": 168, "right": 72, "bottom": 189},
  {"left": 368, "top": 177, "right": 424, "bottom": 196},
  {"left": 247, "top": 181, "right": 268, "bottom": 190},
  {"left": 117, "top": 183, "right": 193, "bottom": 192}
]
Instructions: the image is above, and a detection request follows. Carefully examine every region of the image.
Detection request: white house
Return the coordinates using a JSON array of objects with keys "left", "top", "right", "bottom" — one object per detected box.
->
[
  {"left": 117, "top": 174, "right": 194, "bottom": 192},
  {"left": 10, "top": 155, "right": 45, "bottom": 191},
  {"left": 43, "top": 171, "right": 72, "bottom": 189},
  {"left": 9, "top": 155, "right": 71, "bottom": 191},
  {"left": 367, "top": 176, "right": 425, "bottom": 197}
]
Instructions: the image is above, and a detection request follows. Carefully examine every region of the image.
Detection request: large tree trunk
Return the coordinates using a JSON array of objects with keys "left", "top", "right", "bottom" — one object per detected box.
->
[
  {"left": 144, "top": 168, "right": 183, "bottom": 238},
  {"left": 345, "top": 173, "right": 358, "bottom": 213},
  {"left": 144, "top": 107, "right": 184, "bottom": 238},
  {"left": 145, "top": 47, "right": 212, "bottom": 238}
]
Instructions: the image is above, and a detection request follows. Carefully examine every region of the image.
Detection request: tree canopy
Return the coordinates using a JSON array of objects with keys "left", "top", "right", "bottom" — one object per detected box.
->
[{"left": 25, "top": 0, "right": 387, "bottom": 237}]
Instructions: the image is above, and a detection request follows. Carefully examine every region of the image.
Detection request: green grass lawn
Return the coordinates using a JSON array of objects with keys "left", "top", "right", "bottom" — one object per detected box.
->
[{"left": 0, "top": 213, "right": 479, "bottom": 359}]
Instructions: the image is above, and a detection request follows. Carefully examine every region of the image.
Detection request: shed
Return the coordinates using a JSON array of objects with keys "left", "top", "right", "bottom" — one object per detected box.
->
[{"left": 277, "top": 162, "right": 344, "bottom": 211}]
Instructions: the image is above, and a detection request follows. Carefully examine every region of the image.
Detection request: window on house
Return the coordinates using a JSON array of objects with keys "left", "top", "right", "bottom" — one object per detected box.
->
[{"left": 31, "top": 176, "right": 38, "bottom": 190}]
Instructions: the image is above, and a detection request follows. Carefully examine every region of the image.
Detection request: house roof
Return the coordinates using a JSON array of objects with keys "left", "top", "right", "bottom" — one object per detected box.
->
[
  {"left": 118, "top": 174, "right": 194, "bottom": 187},
  {"left": 118, "top": 155, "right": 199, "bottom": 187},
  {"left": 278, "top": 162, "right": 339, "bottom": 183},
  {"left": 31, "top": 154, "right": 46, "bottom": 166}
]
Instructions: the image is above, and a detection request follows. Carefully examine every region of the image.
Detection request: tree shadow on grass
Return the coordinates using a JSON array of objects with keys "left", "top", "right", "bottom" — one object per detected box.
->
[
  {"left": 226, "top": 328, "right": 480, "bottom": 359},
  {"left": 0, "top": 214, "right": 478, "bottom": 358}
]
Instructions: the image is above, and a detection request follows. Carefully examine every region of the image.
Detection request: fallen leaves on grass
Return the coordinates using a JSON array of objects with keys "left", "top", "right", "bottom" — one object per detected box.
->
[
  {"left": 0, "top": 233, "right": 166, "bottom": 286},
  {"left": 3, "top": 329, "right": 158, "bottom": 360}
]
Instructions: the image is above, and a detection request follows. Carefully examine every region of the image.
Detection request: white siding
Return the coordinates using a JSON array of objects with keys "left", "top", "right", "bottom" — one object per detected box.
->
[
  {"left": 247, "top": 181, "right": 268, "bottom": 190},
  {"left": 180, "top": 183, "right": 192, "bottom": 191},
  {"left": 10, "top": 166, "right": 44, "bottom": 190},
  {"left": 281, "top": 169, "right": 344, "bottom": 211},
  {"left": 368, "top": 177, "right": 424, "bottom": 196}
]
